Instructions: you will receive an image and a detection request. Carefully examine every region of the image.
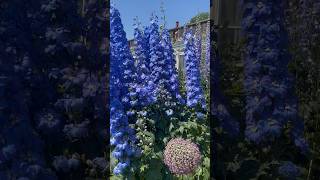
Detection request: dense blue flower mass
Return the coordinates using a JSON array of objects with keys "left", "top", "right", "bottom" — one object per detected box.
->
[
  {"left": 110, "top": 99, "right": 140, "bottom": 175},
  {"left": 148, "top": 15, "right": 168, "bottom": 92},
  {"left": 133, "top": 21, "right": 156, "bottom": 106},
  {"left": 134, "top": 22, "right": 151, "bottom": 81},
  {"left": 110, "top": 5, "right": 140, "bottom": 175},
  {"left": 161, "top": 28, "right": 183, "bottom": 102},
  {"left": 204, "top": 22, "right": 210, "bottom": 81},
  {"left": 143, "top": 26, "right": 152, "bottom": 68},
  {"left": 194, "top": 24, "right": 202, "bottom": 71},
  {"left": 0, "top": 3, "right": 57, "bottom": 176},
  {"left": 242, "top": 0, "right": 308, "bottom": 152},
  {"left": 0, "top": 0, "right": 107, "bottom": 179},
  {"left": 184, "top": 29, "right": 206, "bottom": 109},
  {"left": 110, "top": 5, "right": 137, "bottom": 113}
]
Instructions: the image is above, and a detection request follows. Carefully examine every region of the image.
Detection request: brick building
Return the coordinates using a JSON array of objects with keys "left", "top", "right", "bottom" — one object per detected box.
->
[
  {"left": 128, "top": 0, "right": 241, "bottom": 74},
  {"left": 128, "top": 20, "right": 209, "bottom": 75}
]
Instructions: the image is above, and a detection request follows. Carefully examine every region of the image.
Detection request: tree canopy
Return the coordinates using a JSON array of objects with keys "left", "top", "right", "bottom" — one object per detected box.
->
[{"left": 189, "top": 12, "right": 209, "bottom": 24}]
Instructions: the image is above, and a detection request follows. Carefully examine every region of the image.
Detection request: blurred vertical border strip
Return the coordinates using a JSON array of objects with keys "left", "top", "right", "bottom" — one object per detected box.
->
[
  {"left": 106, "top": 0, "right": 110, "bottom": 177},
  {"left": 209, "top": 0, "right": 215, "bottom": 179}
]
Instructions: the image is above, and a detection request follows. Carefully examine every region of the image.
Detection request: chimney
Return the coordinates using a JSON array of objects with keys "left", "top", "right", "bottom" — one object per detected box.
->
[{"left": 176, "top": 21, "right": 179, "bottom": 28}]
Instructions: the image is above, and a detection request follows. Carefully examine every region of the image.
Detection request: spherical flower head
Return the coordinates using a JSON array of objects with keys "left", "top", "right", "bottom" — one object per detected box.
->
[
  {"left": 278, "top": 161, "right": 300, "bottom": 179},
  {"left": 163, "top": 138, "right": 201, "bottom": 175}
]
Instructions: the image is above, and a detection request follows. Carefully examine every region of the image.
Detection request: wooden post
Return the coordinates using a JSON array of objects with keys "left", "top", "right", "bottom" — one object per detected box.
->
[{"left": 212, "top": 0, "right": 242, "bottom": 47}]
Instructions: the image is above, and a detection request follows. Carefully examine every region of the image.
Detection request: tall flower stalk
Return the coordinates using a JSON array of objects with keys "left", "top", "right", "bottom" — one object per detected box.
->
[
  {"left": 133, "top": 19, "right": 155, "bottom": 106},
  {"left": 143, "top": 26, "right": 151, "bottom": 68},
  {"left": 242, "top": 0, "right": 308, "bottom": 152},
  {"left": 194, "top": 23, "right": 202, "bottom": 74},
  {"left": 161, "top": 28, "right": 183, "bottom": 102},
  {"left": 148, "top": 15, "right": 171, "bottom": 97},
  {"left": 110, "top": 5, "right": 137, "bottom": 115},
  {"left": 184, "top": 29, "right": 206, "bottom": 109},
  {"left": 148, "top": 15, "right": 164, "bottom": 85},
  {"left": 110, "top": 5, "right": 140, "bottom": 175},
  {"left": 205, "top": 21, "right": 210, "bottom": 82}
]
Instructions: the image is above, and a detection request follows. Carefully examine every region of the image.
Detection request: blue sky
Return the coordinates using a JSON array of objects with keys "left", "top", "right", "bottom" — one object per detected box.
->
[{"left": 113, "top": 0, "right": 209, "bottom": 40}]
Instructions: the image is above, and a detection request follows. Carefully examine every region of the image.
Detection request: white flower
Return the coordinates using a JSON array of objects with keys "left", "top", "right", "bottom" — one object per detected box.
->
[
  {"left": 165, "top": 109, "right": 173, "bottom": 116},
  {"left": 139, "top": 111, "right": 147, "bottom": 116}
]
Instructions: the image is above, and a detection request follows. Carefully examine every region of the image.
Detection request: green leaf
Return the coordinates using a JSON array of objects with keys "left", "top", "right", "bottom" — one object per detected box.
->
[
  {"left": 140, "top": 164, "right": 149, "bottom": 172},
  {"left": 169, "top": 122, "right": 174, "bottom": 132}
]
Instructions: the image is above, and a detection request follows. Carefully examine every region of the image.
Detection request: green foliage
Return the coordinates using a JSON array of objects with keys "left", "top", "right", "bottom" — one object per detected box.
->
[
  {"left": 219, "top": 42, "right": 246, "bottom": 122},
  {"left": 285, "top": 1, "right": 320, "bottom": 178},
  {"left": 211, "top": 40, "right": 312, "bottom": 179},
  {"left": 189, "top": 12, "right": 209, "bottom": 24},
  {"left": 121, "top": 87, "right": 211, "bottom": 179}
]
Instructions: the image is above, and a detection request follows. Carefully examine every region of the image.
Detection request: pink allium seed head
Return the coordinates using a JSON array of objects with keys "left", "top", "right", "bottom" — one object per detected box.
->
[{"left": 163, "top": 138, "right": 201, "bottom": 175}]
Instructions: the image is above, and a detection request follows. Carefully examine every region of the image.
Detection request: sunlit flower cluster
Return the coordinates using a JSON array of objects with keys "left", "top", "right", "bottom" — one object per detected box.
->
[
  {"left": 184, "top": 29, "right": 206, "bottom": 109},
  {"left": 110, "top": 5, "right": 140, "bottom": 175}
]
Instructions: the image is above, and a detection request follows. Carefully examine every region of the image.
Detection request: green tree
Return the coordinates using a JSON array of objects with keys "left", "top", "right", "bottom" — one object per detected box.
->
[{"left": 189, "top": 12, "right": 209, "bottom": 24}]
